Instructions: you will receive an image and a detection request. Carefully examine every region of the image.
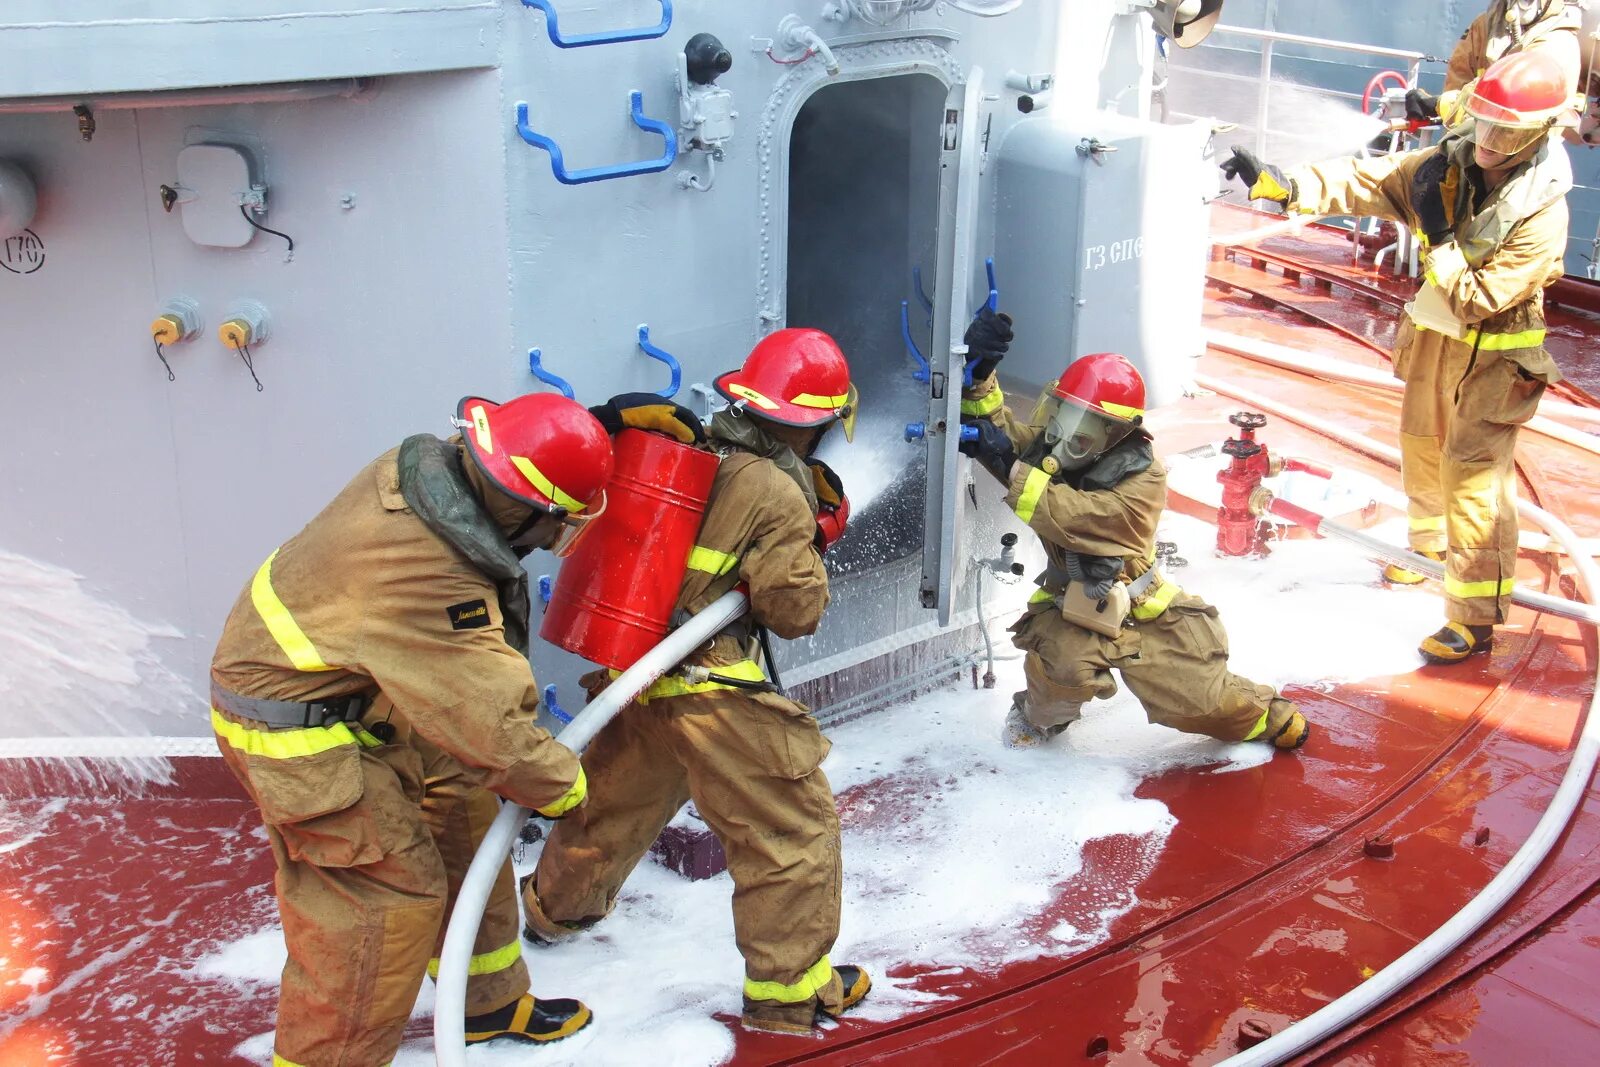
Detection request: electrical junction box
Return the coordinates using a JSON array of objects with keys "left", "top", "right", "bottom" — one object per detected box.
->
[
  {"left": 175, "top": 144, "right": 262, "bottom": 248},
  {"left": 995, "top": 111, "right": 1216, "bottom": 407}
]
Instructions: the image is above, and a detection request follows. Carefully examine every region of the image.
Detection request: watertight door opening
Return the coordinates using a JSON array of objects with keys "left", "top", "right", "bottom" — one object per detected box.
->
[{"left": 786, "top": 74, "right": 948, "bottom": 577}]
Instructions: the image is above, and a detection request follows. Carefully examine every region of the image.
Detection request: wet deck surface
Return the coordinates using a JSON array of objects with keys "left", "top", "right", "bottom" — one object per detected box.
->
[{"left": 4, "top": 210, "right": 1600, "bottom": 1065}]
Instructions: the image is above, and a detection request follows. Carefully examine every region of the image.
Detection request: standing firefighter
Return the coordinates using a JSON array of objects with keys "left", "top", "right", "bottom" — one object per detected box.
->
[
  {"left": 1405, "top": 0, "right": 1581, "bottom": 128},
  {"left": 1222, "top": 48, "right": 1573, "bottom": 663},
  {"left": 522, "top": 329, "right": 871, "bottom": 1035},
  {"left": 958, "top": 313, "right": 1310, "bottom": 751},
  {"left": 210, "top": 390, "right": 698, "bottom": 1064}
]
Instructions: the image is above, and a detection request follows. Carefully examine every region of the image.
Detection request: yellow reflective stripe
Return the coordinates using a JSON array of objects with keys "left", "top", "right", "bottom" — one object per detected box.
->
[
  {"left": 1464, "top": 327, "right": 1546, "bottom": 351},
  {"left": 726, "top": 383, "right": 780, "bottom": 410},
  {"left": 211, "top": 707, "right": 359, "bottom": 759},
  {"left": 1028, "top": 587, "right": 1055, "bottom": 605},
  {"left": 273, "top": 1055, "right": 307, "bottom": 1067},
  {"left": 628, "top": 659, "right": 767, "bottom": 703},
  {"left": 790, "top": 391, "right": 849, "bottom": 408},
  {"left": 1013, "top": 467, "right": 1050, "bottom": 524},
  {"left": 686, "top": 546, "right": 739, "bottom": 576},
  {"left": 1129, "top": 577, "right": 1181, "bottom": 621},
  {"left": 469, "top": 403, "right": 494, "bottom": 453},
  {"left": 1099, "top": 400, "right": 1143, "bottom": 420},
  {"left": 1241, "top": 709, "right": 1271, "bottom": 741},
  {"left": 1408, "top": 515, "right": 1446, "bottom": 531},
  {"left": 1444, "top": 575, "right": 1517, "bottom": 599},
  {"left": 250, "top": 550, "right": 331, "bottom": 673},
  {"left": 960, "top": 387, "right": 1005, "bottom": 417},
  {"left": 744, "top": 955, "right": 833, "bottom": 1005},
  {"left": 536, "top": 766, "right": 587, "bottom": 818},
  {"left": 508, "top": 455, "right": 586, "bottom": 512},
  {"left": 426, "top": 938, "right": 523, "bottom": 980}
]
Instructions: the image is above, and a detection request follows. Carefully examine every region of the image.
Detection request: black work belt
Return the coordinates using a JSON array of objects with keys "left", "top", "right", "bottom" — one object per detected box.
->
[{"left": 211, "top": 683, "right": 374, "bottom": 730}]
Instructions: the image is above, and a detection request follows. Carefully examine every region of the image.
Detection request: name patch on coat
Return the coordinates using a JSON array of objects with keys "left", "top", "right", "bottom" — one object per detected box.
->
[{"left": 447, "top": 599, "right": 491, "bottom": 630}]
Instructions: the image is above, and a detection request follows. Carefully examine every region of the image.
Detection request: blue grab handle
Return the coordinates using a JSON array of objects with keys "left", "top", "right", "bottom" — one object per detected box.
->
[
  {"left": 542, "top": 683, "right": 574, "bottom": 725},
  {"left": 521, "top": 0, "right": 672, "bottom": 48},
  {"left": 537, "top": 575, "right": 553, "bottom": 605},
  {"left": 900, "top": 300, "right": 930, "bottom": 383},
  {"left": 516, "top": 91, "right": 678, "bottom": 185},
  {"left": 636, "top": 325, "right": 682, "bottom": 399},
  {"left": 960, "top": 424, "right": 979, "bottom": 443},
  {"left": 978, "top": 257, "right": 999, "bottom": 316},
  {"left": 528, "top": 348, "right": 576, "bottom": 398},
  {"left": 905, "top": 422, "right": 979, "bottom": 443}
]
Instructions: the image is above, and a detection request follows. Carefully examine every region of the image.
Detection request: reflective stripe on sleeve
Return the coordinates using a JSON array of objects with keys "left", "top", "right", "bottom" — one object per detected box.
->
[
  {"left": 1129, "top": 578, "right": 1181, "bottom": 621},
  {"left": 1013, "top": 467, "right": 1050, "bottom": 524},
  {"left": 427, "top": 938, "right": 523, "bottom": 980},
  {"left": 535, "top": 766, "right": 588, "bottom": 818},
  {"left": 251, "top": 549, "right": 333, "bottom": 672},
  {"left": 743, "top": 955, "right": 833, "bottom": 1004},
  {"left": 211, "top": 707, "right": 364, "bottom": 759},
  {"left": 960, "top": 387, "right": 1004, "bottom": 417},
  {"left": 1444, "top": 575, "right": 1517, "bottom": 599},
  {"left": 686, "top": 546, "right": 740, "bottom": 576}
]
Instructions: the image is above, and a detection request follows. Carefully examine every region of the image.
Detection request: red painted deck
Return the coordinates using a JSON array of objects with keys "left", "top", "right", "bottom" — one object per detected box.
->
[{"left": 3, "top": 207, "right": 1599, "bottom": 1065}]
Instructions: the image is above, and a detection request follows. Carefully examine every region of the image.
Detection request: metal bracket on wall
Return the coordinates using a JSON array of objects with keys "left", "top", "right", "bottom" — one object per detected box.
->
[
  {"left": 527, "top": 348, "right": 576, "bottom": 398},
  {"left": 520, "top": 0, "right": 672, "bottom": 48},
  {"left": 515, "top": 92, "right": 678, "bottom": 185},
  {"left": 636, "top": 325, "right": 682, "bottom": 398}
]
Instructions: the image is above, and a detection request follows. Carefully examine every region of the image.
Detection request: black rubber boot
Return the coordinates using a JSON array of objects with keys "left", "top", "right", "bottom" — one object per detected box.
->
[
  {"left": 1419, "top": 622, "right": 1493, "bottom": 664},
  {"left": 463, "top": 993, "right": 592, "bottom": 1045}
]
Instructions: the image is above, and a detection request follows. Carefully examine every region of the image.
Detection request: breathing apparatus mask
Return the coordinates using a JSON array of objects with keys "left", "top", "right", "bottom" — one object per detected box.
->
[
  {"left": 508, "top": 497, "right": 605, "bottom": 559},
  {"left": 1034, "top": 394, "right": 1138, "bottom": 476}
]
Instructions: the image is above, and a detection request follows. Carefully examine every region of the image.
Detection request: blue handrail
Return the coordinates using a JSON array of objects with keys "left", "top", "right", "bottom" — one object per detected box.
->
[
  {"left": 900, "top": 300, "right": 930, "bottom": 383},
  {"left": 977, "top": 257, "right": 999, "bottom": 316},
  {"left": 521, "top": 0, "right": 672, "bottom": 48},
  {"left": 542, "top": 683, "right": 574, "bottom": 725},
  {"left": 528, "top": 348, "right": 576, "bottom": 398},
  {"left": 516, "top": 91, "right": 678, "bottom": 186},
  {"left": 636, "top": 325, "right": 682, "bottom": 398}
]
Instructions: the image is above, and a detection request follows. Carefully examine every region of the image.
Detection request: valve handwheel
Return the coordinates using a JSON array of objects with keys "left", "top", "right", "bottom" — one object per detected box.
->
[{"left": 1229, "top": 411, "right": 1267, "bottom": 431}]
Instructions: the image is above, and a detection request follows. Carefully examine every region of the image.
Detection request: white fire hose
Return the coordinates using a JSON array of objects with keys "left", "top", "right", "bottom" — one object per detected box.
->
[
  {"left": 1199, "top": 393, "right": 1600, "bottom": 1065},
  {"left": 433, "top": 589, "right": 749, "bottom": 1065}
]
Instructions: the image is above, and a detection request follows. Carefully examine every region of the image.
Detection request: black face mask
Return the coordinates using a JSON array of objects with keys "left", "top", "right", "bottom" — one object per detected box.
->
[{"left": 506, "top": 509, "right": 558, "bottom": 559}]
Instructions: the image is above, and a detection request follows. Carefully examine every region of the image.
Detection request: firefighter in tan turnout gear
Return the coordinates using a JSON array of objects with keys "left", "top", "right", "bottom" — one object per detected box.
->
[
  {"left": 1222, "top": 48, "right": 1573, "bottom": 664},
  {"left": 210, "top": 389, "right": 701, "bottom": 1065},
  {"left": 957, "top": 312, "right": 1310, "bottom": 752},
  {"left": 1405, "top": 0, "right": 1582, "bottom": 128},
  {"left": 522, "top": 328, "right": 872, "bottom": 1035}
]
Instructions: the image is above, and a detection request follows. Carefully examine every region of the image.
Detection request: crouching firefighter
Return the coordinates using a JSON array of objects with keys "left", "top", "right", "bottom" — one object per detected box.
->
[
  {"left": 522, "top": 328, "right": 873, "bottom": 1035},
  {"left": 209, "top": 391, "right": 690, "bottom": 1065},
  {"left": 1222, "top": 48, "right": 1572, "bottom": 664},
  {"left": 958, "top": 310, "right": 1310, "bottom": 752}
]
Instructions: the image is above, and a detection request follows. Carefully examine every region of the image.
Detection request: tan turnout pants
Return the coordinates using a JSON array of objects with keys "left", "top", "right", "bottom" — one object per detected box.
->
[
  {"left": 218, "top": 704, "right": 528, "bottom": 1067},
  {"left": 1010, "top": 594, "right": 1277, "bottom": 741},
  {"left": 524, "top": 688, "right": 845, "bottom": 1031},
  {"left": 1396, "top": 325, "right": 1547, "bottom": 626}
]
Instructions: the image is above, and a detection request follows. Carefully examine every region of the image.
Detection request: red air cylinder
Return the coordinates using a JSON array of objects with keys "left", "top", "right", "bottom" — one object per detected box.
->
[{"left": 540, "top": 428, "right": 720, "bottom": 671}]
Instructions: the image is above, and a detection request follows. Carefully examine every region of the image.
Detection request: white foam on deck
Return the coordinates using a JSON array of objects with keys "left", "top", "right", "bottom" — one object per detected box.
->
[{"left": 195, "top": 512, "right": 1444, "bottom": 1066}]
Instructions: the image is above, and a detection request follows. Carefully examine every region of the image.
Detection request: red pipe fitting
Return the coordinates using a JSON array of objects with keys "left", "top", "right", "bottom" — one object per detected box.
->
[
  {"left": 1282, "top": 456, "right": 1334, "bottom": 480},
  {"left": 1216, "top": 411, "right": 1273, "bottom": 557}
]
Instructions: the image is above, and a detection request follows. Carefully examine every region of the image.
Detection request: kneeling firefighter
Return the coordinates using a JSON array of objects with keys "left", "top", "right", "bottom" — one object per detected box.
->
[
  {"left": 210, "top": 390, "right": 700, "bottom": 1065},
  {"left": 1222, "top": 48, "right": 1572, "bottom": 664},
  {"left": 522, "top": 328, "right": 873, "bottom": 1035},
  {"left": 958, "top": 311, "right": 1310, "bottom": 751}
]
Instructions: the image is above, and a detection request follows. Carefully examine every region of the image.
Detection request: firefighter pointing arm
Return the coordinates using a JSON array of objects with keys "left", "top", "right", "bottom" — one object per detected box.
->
[
  {"left": 1222, "top": 49, "right": 1572, "bottom": 664},
  {"left": 957, "top": 310, "right": 1310, "bottom": 752}
]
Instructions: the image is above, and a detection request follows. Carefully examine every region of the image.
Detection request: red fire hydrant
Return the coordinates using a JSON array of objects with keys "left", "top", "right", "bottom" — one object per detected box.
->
[{"left": 1216, "top": 411, "right": 1273, "bottom": 557}]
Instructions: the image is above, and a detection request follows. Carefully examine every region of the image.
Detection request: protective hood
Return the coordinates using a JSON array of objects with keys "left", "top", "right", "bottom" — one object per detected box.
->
[{"left": 708, "top": 408, "right": 819, "bottom": 511}]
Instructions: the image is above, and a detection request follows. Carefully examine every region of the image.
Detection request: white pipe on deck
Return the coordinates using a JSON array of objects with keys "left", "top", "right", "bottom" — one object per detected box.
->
[{"left": 433, "top": 590, "right": 749, "bottom": 1066}]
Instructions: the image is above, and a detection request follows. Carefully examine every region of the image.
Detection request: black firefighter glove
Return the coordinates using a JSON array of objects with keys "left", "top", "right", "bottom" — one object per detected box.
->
[
  {"left": 1404, "top": 88, "right": 1440, "bottom": 125},
  {"left": 962, "top": 307, "right": 1014, "bottom": 382},
  {"left": 1409, "top": 151, "right": 1455, "bottom": 245},
  {"left": 958, "top": 417, "right": 1017, "bottom": 481},
  {"left": 589, "top": 392, "right": 706, "bottom": 446},
  {"left": 1219, "top": 145, "right": 1296, "bottom": 206}
]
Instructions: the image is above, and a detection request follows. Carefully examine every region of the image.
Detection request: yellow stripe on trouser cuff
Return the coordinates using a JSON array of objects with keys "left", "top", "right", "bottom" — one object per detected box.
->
[
  {"left": 251, "top": 549, "right": 332, "bottom": 672},
  {"left": 1408, "top": 515, "right": 1445, "bottom": 531},
  {"left": 744, "top": 955, "right": 833, "bottom": 1004},
  {"left": 426, "top": 938, "right": 523, "bottom": 980},
  {"left": 1241, "top": 709, "right": 1270, "bottom": 741},
  {"left": 536, "top": 766, "right": 587, "bottom": 818},
  {"left": 686, "top": 546, "right": 739, "bottom": 576},
  {"left": 1129, "top": 578, "right": 1180, "bottom": 621},
  {"left": 276, "top": 1057, "right": 387, "bottom": 1067},
  {"left": 1013, "top": 467, "right": 1049, "bottom": 524},
  {"left": 211, "top": 708, "right": 366, "bottom": 758},
  {"left": 960, "top": 388, "right": 1004, "bottom": 417},
  {"left": 1444, "top": 575, "right": 1516, "bottom": 599}
]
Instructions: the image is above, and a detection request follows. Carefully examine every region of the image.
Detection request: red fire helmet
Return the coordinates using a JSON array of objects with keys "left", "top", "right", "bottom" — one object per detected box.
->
[
  {"left": 456, "top": 392, "right": 614, "bottom": 515},
  {"left": 714, "top": 328, "right": 858, "bottom": 440},
  {"left": 1465, "top": 48, "right": 1572, "bottom": 131},
  {"left": 1052, "top": 353, "right": 1147, "bottom": 423}
]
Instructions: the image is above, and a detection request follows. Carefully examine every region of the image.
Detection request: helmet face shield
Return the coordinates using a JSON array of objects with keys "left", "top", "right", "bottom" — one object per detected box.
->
[
  {"left": 1039, "top": 396, "right": 1132, "bottom": 473},
  {"left": 548, "top": 491, "right": 607, "bottom": 558},
  {"left": 1472, "top": 118, "right": 1544, "bottom": 157},
  {"left": 838, "top": 382, "right": 859, "bottom": 442}
]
